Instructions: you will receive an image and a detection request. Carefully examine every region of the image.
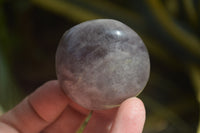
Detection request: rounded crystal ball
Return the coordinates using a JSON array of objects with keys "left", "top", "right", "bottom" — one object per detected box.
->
[{"left": 56, "top": 19, "right": 150, "bottom": 110}]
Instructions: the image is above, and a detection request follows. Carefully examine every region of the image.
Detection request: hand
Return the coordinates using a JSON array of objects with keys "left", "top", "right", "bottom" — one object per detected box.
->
[{"left": 0, "top": 80, "right": 145, "bottom": 133}]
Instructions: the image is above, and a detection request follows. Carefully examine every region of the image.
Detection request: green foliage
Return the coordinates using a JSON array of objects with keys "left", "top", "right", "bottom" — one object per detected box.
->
[{"left": 0, "top": 2, "right": 25, "bottom": 111}]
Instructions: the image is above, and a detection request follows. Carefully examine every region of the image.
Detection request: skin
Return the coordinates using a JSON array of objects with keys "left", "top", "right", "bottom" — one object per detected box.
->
[{"left": 0, "top": 80, "right": 145, "bottom": 133}]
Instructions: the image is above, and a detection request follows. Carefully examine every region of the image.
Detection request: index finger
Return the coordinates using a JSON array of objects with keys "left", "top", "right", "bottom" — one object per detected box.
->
[{"left": 0, "top": 80, "right": 69, "bottom": 133}]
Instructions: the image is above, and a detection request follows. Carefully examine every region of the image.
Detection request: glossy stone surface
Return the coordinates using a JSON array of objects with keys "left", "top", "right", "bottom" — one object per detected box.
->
[{"left": 56, "top": 19, "right": 150, "bottom": 110}]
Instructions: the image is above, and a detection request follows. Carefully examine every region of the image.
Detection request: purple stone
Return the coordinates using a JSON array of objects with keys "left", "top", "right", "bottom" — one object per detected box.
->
[{"left": 56, "top": 19, "right": 150, "bottom": 110}]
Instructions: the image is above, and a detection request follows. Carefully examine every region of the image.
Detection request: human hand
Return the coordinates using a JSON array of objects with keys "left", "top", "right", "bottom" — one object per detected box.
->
[{"left": 0, "top": 80, "right": 145, "bottom": 133}]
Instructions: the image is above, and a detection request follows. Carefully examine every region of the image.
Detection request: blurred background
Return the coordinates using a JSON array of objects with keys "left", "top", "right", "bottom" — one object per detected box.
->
[{"left": 0, "top": 0, "right": 200, "bottom": 132}]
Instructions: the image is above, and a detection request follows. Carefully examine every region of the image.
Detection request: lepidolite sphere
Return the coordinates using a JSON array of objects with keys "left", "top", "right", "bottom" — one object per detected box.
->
[{"left": 56, "top": 19, "right": 150, "bottom": 110}]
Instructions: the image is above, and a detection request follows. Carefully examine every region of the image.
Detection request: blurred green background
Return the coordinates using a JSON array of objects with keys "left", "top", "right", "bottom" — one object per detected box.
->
[{"left": 0, "top": 0, "right": 200, "bottom": 132}]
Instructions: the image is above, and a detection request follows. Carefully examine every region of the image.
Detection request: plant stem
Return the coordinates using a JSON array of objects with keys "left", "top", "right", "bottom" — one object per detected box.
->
[{"left": 76, "top": 111, "right": 93, "bottom": 133}]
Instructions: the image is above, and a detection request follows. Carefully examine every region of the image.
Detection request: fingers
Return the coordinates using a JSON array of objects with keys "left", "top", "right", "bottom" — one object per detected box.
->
[
  {"left": 28, "top": 80, "right": 69, "bottom": 122},
  {"left": 42, "top": 106, "right": 87, "bottom": 133},
  {"left": 0, "top": 119, "right": 20, "bottom": 133},
  {"left": 83, "top": 108, "right": 118, "bottom": 133},
  {"left": 0, "top": 80, "right": 69, "bottom": 133},
  {"left": 83, "top": 97, "right": 145, "bottom": 133},
  {"left": 0, "top": 80, "right": 146, "bottom": 133},
  {"left": 110, "top": 97, "right": 146, "bottom": 133},
  {"left": 0, "top": 97, "right": 48, "bottom": 133}
]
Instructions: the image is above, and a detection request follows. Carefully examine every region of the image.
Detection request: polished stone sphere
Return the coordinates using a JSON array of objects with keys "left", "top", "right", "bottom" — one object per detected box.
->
[{"left": 56, "top": 19, "right": 150, "bottom": 110}]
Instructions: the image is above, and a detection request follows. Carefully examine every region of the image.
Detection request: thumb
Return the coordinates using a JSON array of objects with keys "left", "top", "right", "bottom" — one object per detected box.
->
[{"left": 110, "top": 97, "right": 146, "bottom": 133}]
